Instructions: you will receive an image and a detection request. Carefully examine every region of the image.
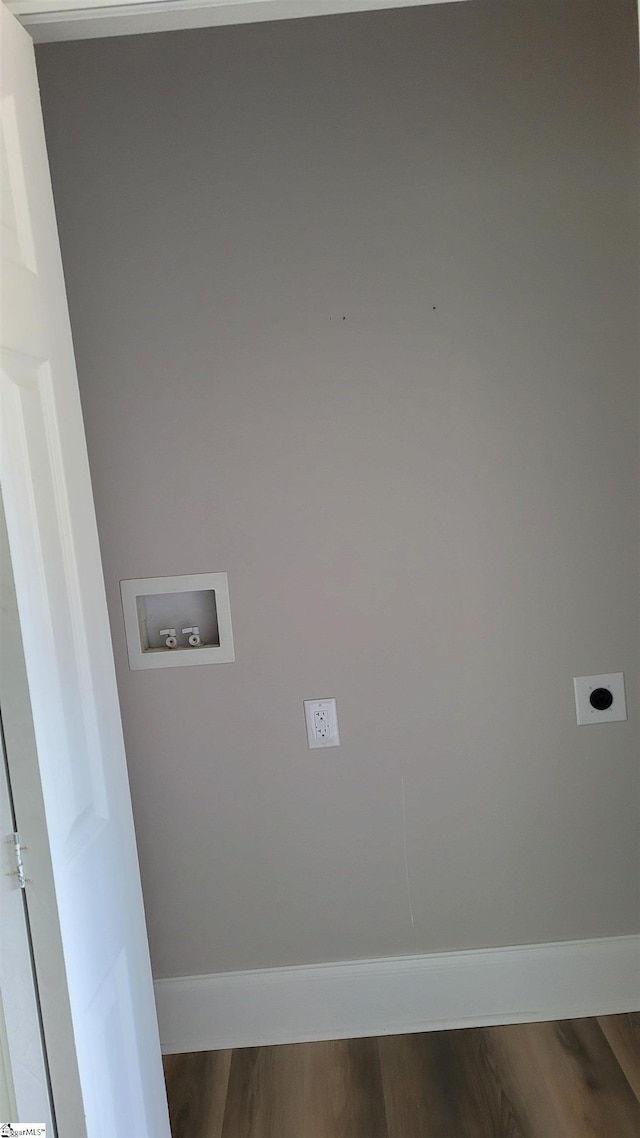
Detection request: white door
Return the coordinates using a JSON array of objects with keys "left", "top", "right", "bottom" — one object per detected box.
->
[{"left": 0, "top": 4, "right": 171, "bottom": 1136}]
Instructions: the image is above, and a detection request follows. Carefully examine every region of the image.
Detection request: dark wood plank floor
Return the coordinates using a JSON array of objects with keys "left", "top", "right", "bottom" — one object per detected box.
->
[{"left": 164, "top": 1013, "right": 640, "bottom": 1138}]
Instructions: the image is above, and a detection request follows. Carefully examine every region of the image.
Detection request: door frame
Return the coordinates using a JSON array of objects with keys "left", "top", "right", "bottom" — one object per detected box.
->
[
  {"left": 0, "top": 492, "right": 84, "bottom": 1135},
  {"left": 0, "top": 705, "right": 54, "bottom": 1133}
]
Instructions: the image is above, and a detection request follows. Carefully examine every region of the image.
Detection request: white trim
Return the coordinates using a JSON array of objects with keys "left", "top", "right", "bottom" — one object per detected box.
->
[
  {"left": 155, "top": 934, "right": 640, "bottom": 1054},
  {"left": 9, "top": 0, "right": 473, "bottom": 43}
]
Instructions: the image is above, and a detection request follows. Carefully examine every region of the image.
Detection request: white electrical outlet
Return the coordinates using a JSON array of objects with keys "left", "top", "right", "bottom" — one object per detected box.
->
[
  {"left": 304, "top": 698, "right": 340, "bottom": 749},
  {"left": 573, "top": 672, "right": 627, "bottom": 725}
]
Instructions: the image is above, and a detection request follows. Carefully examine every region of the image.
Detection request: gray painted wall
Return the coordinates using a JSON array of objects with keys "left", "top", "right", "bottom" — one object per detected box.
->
[{"left": 37, "top": 0, "right": 639, "bottom": 980}]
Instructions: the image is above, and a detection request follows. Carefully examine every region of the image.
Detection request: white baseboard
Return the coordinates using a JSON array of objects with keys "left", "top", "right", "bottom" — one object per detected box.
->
[{"left": 155, "top": 934, "right": 640, "bottom": 1054}]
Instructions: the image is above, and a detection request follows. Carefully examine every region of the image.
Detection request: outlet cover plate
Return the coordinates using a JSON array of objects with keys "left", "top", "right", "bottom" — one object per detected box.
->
[
  {"left": 573, "top": 672, "right": 627, "bottom": 725},
  {"left": 304, "top": 698, "right": 340, "bottom": 749}
]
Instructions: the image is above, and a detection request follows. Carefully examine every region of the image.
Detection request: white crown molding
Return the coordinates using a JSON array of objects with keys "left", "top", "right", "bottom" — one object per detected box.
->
[
  {"left": 9, "top": 0, "right": 472, "bottom": 43},
  {"left": 155, "top": 934, "right": 640, "bottom": 1054}
]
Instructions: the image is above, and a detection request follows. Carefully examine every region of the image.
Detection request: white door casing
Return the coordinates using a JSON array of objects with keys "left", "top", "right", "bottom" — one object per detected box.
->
[
  {"left": 0, "top": 4, "right": 171, "bottom": 1135},
  {"left": 1, "top": 488, "right": 78, "bottom": 1132},
  {"left": 1, "top": 492, "right": 52, "bottom": 1133},
  {"left": 0, "top": 699, "right": 52, "bottom": 1130}
]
